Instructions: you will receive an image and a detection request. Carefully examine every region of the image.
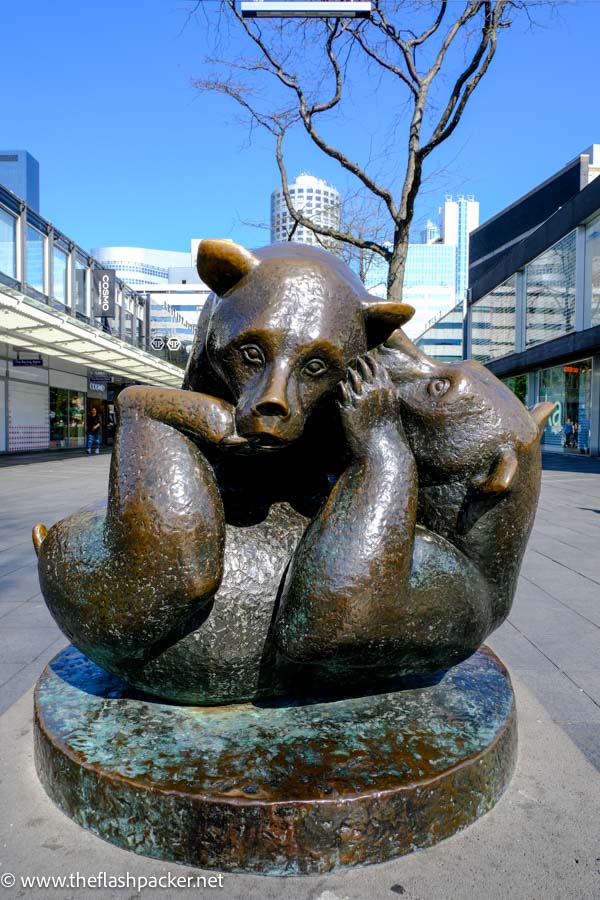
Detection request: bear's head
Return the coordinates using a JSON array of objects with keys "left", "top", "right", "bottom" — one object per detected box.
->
[
  {"left": 184, "top": 240, "right": 414, "bottom": 450},
  {"left": 375, "top": 328, "right": 554, "bottom": 489}
]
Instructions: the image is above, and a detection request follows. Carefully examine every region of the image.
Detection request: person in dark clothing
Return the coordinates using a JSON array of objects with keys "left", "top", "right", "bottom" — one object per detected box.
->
[
  {"left": 87, "top": 407, "right": 102, "bottom": 455},
  {"left": 563, "top": 419, "right": 574, "bottom": 448}
]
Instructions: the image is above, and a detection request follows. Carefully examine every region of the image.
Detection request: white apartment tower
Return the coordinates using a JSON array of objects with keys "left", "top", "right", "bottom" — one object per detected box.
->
[{"left": 270, "top": 174, "right": 341, "bottom": 246}]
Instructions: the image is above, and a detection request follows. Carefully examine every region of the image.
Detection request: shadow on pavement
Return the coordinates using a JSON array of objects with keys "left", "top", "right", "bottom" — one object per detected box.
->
[
  {"left": 0, "top": 449, "right": 113, "bottom": 468},
  {"left": 542, "top": 452, "right": 600, "bottom": 473}
]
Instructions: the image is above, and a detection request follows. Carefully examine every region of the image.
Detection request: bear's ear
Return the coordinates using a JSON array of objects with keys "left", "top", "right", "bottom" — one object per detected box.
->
[
  {"left": 529, "top": 401, "right": 555, "bottom": 440},
  {"left": 197, "top": 240, "right": 260, "bottom": 296},
  {"left": 472, "top": 448, "right": 519, "bottom": 495},
  {"left": 362, "top": 299, "right": 415, "bottom": 349}
]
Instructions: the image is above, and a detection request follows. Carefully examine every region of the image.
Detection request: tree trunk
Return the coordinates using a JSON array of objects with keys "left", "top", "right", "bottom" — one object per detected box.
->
[{"left": 387, "top": 234, "right": 409, "bottom": 304}]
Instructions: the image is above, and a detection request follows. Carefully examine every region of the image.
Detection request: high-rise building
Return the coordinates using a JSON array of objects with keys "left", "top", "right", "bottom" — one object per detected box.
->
[
  {"left": 270, "top": 174, "right": 341, "bottom": 246},
  {"left": 363, "top": 230, "right": 456, "bottom": 340},
  {"left": 0, "top": 150, "right": 40, "bottom": 211},
  {"left": 363, "top": 196, "right": 478, "bottom": 343},
  {"left": 420, "top": 220, "right": 440, "bottom": 244},
  {"left": 402, "top": 243, "right": 456, "bottom": 339},
  {"left": 440, "top": 195, "right": 479, "bottom": 304}
]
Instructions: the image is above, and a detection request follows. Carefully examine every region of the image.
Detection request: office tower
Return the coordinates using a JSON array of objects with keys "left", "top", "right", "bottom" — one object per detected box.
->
[
  {"left": 440, "top": 195, "right": 479, "bottom": 304},
  {"left": 0, "top": 150, "right": 40, "bottom": 211},
  {"left": 270, "top": 174, "right": 341, "bottom": 246},
  {"left": 420, "top": 220, "right": 440, "bottom": 244},
  {"left": 402, "top": 243, "right": 457, "bottom": 339}
]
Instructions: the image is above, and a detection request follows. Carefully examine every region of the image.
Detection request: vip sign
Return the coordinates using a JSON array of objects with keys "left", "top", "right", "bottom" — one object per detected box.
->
[{"left": 93, "top": 270, "right": 116, "bottom": 318}]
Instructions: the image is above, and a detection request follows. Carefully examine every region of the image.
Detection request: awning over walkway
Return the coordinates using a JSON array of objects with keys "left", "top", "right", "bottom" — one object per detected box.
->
[{"left": 0, "top": 287, "right": 183, "bottom": 388}]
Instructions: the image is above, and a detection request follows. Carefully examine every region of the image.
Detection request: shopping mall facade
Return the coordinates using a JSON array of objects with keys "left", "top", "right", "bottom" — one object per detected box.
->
[
  {"left": 465, "top": 146, "right": 600, "bottom": 457},
  {"left": 0, "top": 182, "right": 183, "bottom": 454}
]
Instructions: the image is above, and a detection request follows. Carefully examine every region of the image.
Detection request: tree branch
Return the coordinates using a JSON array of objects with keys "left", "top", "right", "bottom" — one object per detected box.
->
[{"left": 275, "top": 132, "right": 392, "bottom": 261}]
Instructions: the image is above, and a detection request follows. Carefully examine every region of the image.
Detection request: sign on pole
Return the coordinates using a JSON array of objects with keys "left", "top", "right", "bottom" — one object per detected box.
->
[{"left": 92, "top": 270, "right": 116, "bottom": 318}]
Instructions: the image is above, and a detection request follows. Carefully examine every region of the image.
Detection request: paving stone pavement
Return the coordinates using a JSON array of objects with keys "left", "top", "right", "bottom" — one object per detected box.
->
[{"left": 0, "top": 449, "right": 599, "bottom": 899}]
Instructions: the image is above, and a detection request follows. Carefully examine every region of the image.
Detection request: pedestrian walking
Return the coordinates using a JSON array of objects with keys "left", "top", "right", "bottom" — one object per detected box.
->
[{"left": 87, "top": 406, "right": 102, "bottom": 455}]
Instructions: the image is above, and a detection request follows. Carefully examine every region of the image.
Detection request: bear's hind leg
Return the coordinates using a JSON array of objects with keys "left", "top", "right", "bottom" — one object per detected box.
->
[{"left": 37, "top": 416, "right": 225, "bottom": 681}]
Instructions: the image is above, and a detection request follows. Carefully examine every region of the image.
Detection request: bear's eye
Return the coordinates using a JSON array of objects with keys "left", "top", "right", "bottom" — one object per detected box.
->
[
  {"left": 427, "top": 378, "right": 450, "bottom": 397},
  {"left": 303, "top": 358, "right": 327, "bottom": 377},
  {"left": 240, "top": 344, "right": 265, "bottom": 366}
]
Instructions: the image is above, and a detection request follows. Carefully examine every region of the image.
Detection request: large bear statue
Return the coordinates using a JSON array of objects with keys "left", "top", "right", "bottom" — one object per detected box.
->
[
  {"left": 34, "top": 240, "right": 552, "bottom": 704},
  {"left": 33, "top": 241, "right": 412, "bottom": 703}
]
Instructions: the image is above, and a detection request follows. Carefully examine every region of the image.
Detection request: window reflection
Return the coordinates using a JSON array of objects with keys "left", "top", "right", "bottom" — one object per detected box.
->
[
  {"left": 74, "top": 255, "right": 87, "bottom": 316},
  {"left": 0, "top": 206, "right": 17, "bottom": 278},
  {"left": 26, "top": 225, "right": 45, "bottom": 292},
  {"left": 53, "top": 247, "right": 68, "bottom": 308},
  {"left": 470, "top": 275, "right": 516, "bottom": 362},
  {"left": 50, "top": 388, "right": 86, "bottom": 449},
  {"left": 526, "top": 232, "right": 576, "bottom": 346},
  {"left": 585, "top": 214, "right": 600, "bottom": 326}
]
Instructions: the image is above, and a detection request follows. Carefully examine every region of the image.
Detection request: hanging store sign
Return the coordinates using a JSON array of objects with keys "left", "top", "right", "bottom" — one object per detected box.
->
[
  {"left": 151, "top": 336, "right": 165, "bottom": 351},
  {"left": 88, "top": 369, "right": 111, "bottom": 382},
  {"left": 167, "top": 337, "right": 181, "bottom": 351},
  {"left": 88, "top": 378, "right": 108, "bottom": 394},
  {"left": 92, "top": 270, "right": 116, "bottom": 318},
  {"left": 13, "top": 358, "right": 44, "bottom": 367}
]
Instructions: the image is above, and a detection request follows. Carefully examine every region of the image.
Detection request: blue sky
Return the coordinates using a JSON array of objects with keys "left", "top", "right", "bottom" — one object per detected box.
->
[{"left": 2, "top": 1, "right": 600, "bottom": 254}]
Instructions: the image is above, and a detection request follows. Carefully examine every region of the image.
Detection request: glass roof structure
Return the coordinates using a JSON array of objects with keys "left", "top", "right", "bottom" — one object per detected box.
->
[{"left": 0, "top": 285, "right": 182, "bottom": 388}]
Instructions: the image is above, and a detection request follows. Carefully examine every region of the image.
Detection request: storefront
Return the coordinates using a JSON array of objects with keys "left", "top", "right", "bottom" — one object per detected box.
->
[
  {"left": 536, "top": 358, "right": 593, "bottom": 454},
  {"left": 467, "top": 149, "right": 600, "bottom": 458},
  {"left": 49, "top": 387, "right": 86, "bottom": 449}
]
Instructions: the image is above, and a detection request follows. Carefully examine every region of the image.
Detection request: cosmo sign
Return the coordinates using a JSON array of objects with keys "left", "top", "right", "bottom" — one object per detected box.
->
[{"left": 93, "top": 270, "right": 116, "bottom": 318}]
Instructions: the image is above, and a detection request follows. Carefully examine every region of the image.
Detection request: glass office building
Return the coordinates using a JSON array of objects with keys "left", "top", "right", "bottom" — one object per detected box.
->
[
  {"left": 415, "top": 302, "right": 463, "bottom": 362},
  {"left": 466, "top": 145, "right": 600, "bottom": 456},
  {"left": 0, "top": 150, "right": 40, "bottom": 212}
]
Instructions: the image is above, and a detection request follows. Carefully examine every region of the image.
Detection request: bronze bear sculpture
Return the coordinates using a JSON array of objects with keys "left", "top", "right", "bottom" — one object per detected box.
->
[{"left": 34, "top": 240, "right": 551, "bottom": 705}]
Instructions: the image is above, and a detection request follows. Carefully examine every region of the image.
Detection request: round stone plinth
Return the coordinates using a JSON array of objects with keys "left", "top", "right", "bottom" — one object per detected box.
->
[{"left": 34, "top": 645, "right": 516, "bottom": 876}]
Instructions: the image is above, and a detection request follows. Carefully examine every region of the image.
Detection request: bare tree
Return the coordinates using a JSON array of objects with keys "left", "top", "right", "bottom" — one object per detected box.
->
[{"left": 194, "top": 0, "right": 521, "bottom": 302}]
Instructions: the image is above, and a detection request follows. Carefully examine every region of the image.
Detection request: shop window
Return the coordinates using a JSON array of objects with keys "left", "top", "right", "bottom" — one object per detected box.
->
[
  {"left": 537, "top": 359, "right": 592, "bottom": 454},
  {"left": 50, "top": 387, "right": 86, "bottom": 449},
  {"left": 502, "top": 375, "right": 527, "bottom": 405},
  {"left": 526, "top": 232, "right": 576, "bottom": 346}
]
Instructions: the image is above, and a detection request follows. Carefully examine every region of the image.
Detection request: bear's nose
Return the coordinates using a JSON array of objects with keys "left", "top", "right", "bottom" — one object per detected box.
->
[{"left": 254, "top": 398, "right": 290, "bottom": 418}]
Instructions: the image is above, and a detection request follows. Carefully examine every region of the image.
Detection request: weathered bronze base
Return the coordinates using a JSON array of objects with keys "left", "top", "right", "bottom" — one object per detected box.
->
[{"left": 34, "top": 645, "right": 516, "bottom": 875}]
